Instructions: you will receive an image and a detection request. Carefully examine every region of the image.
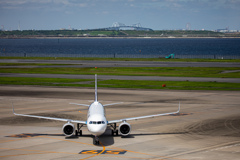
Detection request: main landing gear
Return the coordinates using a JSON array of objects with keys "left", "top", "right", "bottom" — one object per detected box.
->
[
  {"left": 75, "top": 123, "right": 83, "bottom": 136},
  {"left": 110, "top": 123, "right": 118, "bottom": 136}
]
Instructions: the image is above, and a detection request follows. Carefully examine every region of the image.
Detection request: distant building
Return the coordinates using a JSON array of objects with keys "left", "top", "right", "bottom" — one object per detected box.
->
[
  {"left": 83, "top": 33, "right": 90, "bottom": 36},
  {"left": 216, "top": 29, "right": 229, "bottom": 33}
]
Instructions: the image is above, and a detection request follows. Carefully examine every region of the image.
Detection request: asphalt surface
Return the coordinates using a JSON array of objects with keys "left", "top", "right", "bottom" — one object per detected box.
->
[
  {"left": 1, "top": 59, "right": 240, "bottom": 67},
  {"left": 0, "top": 86, "right": 240, "bottom": 160}
]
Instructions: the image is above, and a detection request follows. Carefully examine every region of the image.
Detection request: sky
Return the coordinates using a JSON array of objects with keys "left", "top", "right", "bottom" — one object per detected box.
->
[{"left": 0, "top": 0, "right": 240, "bottom": 31}]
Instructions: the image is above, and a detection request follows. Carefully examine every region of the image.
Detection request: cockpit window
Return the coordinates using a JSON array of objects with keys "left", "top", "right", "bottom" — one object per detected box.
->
[{"left": 89, "top": 121, "right": 105, "bottom": 124}]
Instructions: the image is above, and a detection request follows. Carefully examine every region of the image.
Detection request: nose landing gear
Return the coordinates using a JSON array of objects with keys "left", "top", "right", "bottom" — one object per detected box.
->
[{"left": 94, "top": 136, "right": 100, "bottom": 145}]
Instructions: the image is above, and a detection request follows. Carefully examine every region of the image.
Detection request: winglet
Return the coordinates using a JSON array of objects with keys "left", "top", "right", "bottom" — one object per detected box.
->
[
  {"left": 12, "top": 102, "right": 16, "bottom": 115},
  {"left": 178, "top": 102, "right": 181, "bottom": 113},
  {"left": 95, "top": 74, "right": 98, "bottom": 102}
]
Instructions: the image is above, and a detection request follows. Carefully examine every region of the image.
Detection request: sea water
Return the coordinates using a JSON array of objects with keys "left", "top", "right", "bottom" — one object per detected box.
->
[{"left": 0, "top": 38, "right": 239, "bottom": 59}]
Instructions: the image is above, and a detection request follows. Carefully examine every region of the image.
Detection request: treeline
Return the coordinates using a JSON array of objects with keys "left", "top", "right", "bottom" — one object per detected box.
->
[
  {"left": 0, "top": 29, "right": 239, "bottom": 38},
  {"left": 0, "top": 30, "right": 125, "bottom": 37}
]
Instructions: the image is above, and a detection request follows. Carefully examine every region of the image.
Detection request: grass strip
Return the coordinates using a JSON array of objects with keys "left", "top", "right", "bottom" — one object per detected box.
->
[
  {"left": 98, "top": 79, "right": 240, "bottom": 91},
  {"left": 0, "top": 77, "right": 91, "bottom": 87},
  {"left": 0, "top": 67, "right": 239, "bottom": 78},
  {"left": 1, "top": 77, "right": 240, "bottom": 91}
]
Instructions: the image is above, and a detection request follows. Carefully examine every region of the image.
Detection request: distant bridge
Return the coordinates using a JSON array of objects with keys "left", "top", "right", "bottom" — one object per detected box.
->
[{"left": 95, "top": 22, "right": 153, "bottom": 31}]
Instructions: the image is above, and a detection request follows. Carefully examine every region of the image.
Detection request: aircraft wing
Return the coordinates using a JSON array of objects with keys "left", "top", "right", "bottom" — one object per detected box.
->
[
  {"left": 12, "top": 105, "right": 86, "bottom": 124},
  {"left": 69, "top": 103, "right": 89, "bottom": 107},
  {"left": 108, "top": 103, "right": 180, "bottom": 124},
  {"left": 103, "top": 102, "right": 123, "bottom": 107}
]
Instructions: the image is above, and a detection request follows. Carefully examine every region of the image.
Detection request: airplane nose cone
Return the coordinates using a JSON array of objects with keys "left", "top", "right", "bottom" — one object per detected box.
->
[{"left": 88, "top": 125, "right": 107, "bottom": 136}]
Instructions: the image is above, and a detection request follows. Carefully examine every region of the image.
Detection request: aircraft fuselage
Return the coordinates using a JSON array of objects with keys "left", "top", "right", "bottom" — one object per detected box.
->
[{"left": 87, "top": 101, "right": 107, "bottom": 136}]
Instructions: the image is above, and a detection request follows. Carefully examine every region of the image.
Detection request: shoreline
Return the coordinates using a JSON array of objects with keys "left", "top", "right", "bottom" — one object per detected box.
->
[{"left": 1, "top": 36, "right": 240, "bottom": 39}]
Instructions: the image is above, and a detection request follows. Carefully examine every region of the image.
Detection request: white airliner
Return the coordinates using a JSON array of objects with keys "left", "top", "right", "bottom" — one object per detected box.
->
[{"left": 13, "top": 74, "right": 180, "bottom": 144}]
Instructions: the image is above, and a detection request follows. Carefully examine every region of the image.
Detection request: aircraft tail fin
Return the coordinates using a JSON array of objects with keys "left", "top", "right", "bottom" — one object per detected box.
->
[{"left": 95, "top": 74, "right": 98, "bottom": 102}]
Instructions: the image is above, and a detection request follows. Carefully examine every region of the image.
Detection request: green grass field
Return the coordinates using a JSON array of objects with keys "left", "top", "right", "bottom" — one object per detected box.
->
[
  {"left": 0, "top": 66, "right": 239, "bottom": 78},
  {"left": 0, "top": 77, "right": 239, "bottom": 91}
]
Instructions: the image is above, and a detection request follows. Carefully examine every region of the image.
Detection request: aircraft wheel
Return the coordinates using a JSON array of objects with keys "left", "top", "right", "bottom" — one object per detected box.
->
[
  {"left": 79, "top": 130, "right": 82, "bottom": 136},
  {"left": 111, "top": 130, "right": 114, "bottom": 136},
  {"left": 93, "top": 139, "right": 99, "bottom": 145},
  {"left": 112, "top": 130, "right": 118, "bottom": 136},
  {"left": 75, "top": 130, "right": 78, "bottom": 136}
]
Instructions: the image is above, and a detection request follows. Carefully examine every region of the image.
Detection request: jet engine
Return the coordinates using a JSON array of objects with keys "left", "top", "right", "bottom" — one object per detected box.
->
[
  {"left": 62, "top": 122, "right": 75, "bottom": 137},
  {"left": 119, "top": 122, "right": 131, "bottom": 136}
]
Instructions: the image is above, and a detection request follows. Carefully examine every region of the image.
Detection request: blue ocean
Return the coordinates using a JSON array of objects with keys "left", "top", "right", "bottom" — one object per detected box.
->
[{"left": 0, "top": 38, "right": 240, "bottom": 59}]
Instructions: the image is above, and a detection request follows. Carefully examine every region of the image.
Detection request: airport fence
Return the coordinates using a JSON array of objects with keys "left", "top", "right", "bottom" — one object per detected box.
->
[{"left": 0, "top": 52, "right": 240, "bottom": 59}]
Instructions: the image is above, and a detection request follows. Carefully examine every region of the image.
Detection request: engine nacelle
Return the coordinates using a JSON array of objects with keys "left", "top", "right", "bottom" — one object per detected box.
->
[
  {"left": 62, "top": 122, "right": 75, "bottom": 137},
  {"left": 119, "top": 122, "right": 131, "bottom": 136}
]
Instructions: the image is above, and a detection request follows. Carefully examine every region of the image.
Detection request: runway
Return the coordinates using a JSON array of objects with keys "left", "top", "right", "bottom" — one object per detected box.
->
[{"left": 0, "top": 86, "right": 239, "bottom": 160}]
